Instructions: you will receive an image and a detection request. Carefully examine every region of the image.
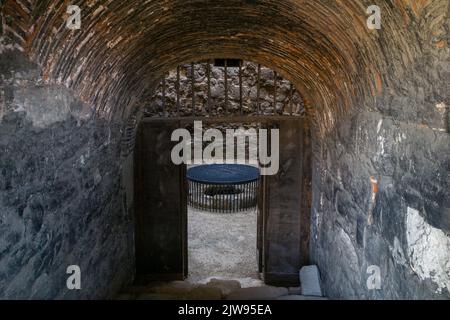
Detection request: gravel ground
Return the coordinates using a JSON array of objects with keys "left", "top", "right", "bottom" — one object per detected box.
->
[{"left": 187, "top": 207, "right": 260, "bottom": 285}]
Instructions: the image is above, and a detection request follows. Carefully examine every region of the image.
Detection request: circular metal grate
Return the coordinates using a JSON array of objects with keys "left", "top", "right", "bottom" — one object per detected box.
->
[{"left": 187, "top": 164, "right": 260, "bottom": 213}]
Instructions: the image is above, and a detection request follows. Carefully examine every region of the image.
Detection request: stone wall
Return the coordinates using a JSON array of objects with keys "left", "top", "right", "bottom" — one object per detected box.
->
[
  {"left": 310, "top": 10, "right": 449, "bottom": 298},
  {"left": 0, "top": 38, "right": 135, "bottom": 299},
  {"left": 146, "top": 62, "right": 305, "bottom": 117}
]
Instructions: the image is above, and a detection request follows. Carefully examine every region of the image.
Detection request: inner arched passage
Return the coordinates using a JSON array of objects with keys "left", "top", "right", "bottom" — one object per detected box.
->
[{"left": 1, "top": 0, "right": 448, "bottom": 299}]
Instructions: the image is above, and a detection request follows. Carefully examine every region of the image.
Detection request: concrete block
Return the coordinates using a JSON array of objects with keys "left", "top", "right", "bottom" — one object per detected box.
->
[{"left": 299, "top": 265, "right": 323, "bottom": 297}]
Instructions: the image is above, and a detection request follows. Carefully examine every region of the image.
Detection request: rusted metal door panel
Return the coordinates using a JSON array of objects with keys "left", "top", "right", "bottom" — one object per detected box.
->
[
  {"left": 135, "top": 120, "right": 186, "bottom": 280},
  {"left": 263, "top": 119, "right": 309, "bottom": 287}
]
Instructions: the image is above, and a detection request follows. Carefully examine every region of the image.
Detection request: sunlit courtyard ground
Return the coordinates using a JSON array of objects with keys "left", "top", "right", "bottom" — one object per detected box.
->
[{"left": 187, "top": 207, "right": 263, "bottom": 287}]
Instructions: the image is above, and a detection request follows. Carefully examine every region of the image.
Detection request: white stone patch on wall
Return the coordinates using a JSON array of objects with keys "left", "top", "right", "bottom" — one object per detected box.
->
[
  {"left": 433, "top": 102, "right": 448, "bottom": 132},
  {"left": 11, "top": 86, "right": 81, "bottom": 128},
  {"left": 337, "top": 227, "right": 360, "bottom": 275},
  {"left": 376, "top": 134, "right": 386, "bottom": 156},
  {"left": 376, "top": 119, "right": 383, "bottom": 134},
  {"left": 406, "top": 207, "right": 450, "bottom": 293},
  {"left": 0, "top": 36, "right": 24, "bottom": 54}
]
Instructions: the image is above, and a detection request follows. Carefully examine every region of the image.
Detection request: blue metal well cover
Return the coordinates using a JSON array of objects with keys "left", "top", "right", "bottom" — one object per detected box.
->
[{"left": 187, "top": 164, "right": 260, "bottom": 185}]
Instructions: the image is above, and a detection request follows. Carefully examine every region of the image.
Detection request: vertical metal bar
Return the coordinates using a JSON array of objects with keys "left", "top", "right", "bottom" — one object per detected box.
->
[
  {"left": 225, "top": 186, "right": 227, "bottom": 212},
  {"left": 253, "top": 181, "right": 256, "bottom": 209},
  {"left": 239, "top": 60, "right": 243, "bottom": 115},
  {"left": 240, "top": 184, "right": 243, "bottom": 211},
  {"left": 224, "top": 59, "right": 228, "bottom": 115},
  {"left": 273, "top": 71, "right": 277, "bottom": 115},
  {"left": 191, "top": 62, "right": 195, "bottom": 115},
  {"left": 207, "top": 61, "right": 211, "bottom": 115},
  {"left": 256, "top": 179, "right": 258, "bottom": 213},
  {"left": 256, "top": 180, "right": 258, "bottom": 208},
  {"left": 176, "top": 65, "right": 180, "bottom": 116},
  {"left": 232, "top": 186, "right": 234, "bottom": 212},
  {"left": 250, "top": 182, "right": 253, "bottom": 210},
  {"left": 244, "top": 184, "right": 247, "bottom": 211},
  {"left": 289, "top": 83, "right": 294, "bottom": 116},
  {"left": 162, "top": 75, "right": 166, "bottom": 116},
  {"left": 201, "top": 183, "right": 204, "bottom": 210},
  {"left": 251, "top": 182, "right": 253, "bottom": 209},
  {"left": 256, "top": 64, "right": 261, "bottom": 114},
  {"left": 255, "top": 180, "right": 258, "bottom": 212},
  {"left": 227, "top": 186, "right": 229, "bottom": 213},
  {"left": 241, "top": 184, "right": 244, "bottom": 211},
  {"left": 236, "top": 186, "right": 239, "bottom": 212},
  {"left": 247, "top": 183, "right": 249, "bottom": 211},
  {"left": 252, "top": 181, "right": 254, "bottom": 211},
  {"left": 241, "top": 185, "right": 244, "bottom": 212},
  {"left": 246, "top": 182, "right": 249, "bottom": 210},
  {"left": 193, "top": 181, "right": 195, "bottom": 208},
  {"left": 229, "top": 185, "right": 232, "bottom": 212},
  {"left": 224, "top": 187, "right": 226, "bottom": 213},
  {"left": 248, "top": 183, "right": 251, "bottom": 211}
]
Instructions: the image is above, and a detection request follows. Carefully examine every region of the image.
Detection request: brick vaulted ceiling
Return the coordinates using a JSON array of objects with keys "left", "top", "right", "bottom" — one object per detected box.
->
[{"left": 2, "top": 0, "right": 447, "bottom": 133}]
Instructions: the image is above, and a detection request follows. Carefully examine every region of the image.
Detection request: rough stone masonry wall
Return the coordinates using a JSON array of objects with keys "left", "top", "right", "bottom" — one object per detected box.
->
[
  {"left": 310, "top": 5, "right": 450, "bottom": 299},
  {"left": 0, "top": 37, "right": 135, "bottom": 299},
  {"left": 146, "top": 62, "right": 305, "bottom": 117}
]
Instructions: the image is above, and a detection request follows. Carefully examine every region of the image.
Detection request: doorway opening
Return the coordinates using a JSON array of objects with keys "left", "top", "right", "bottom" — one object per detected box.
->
[
  {"left": 184, "top": 122, "right": 263, "bottom": 287},
  {"left": 133, "top": 60, "right": 311, "bottom": 292},
  {"left": 187, "top": 190, "right": 260, "bottom": 286}
]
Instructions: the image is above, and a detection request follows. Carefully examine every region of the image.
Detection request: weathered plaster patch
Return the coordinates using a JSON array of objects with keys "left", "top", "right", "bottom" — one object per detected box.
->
[
  {"left": 406, "top": 207, "right": 450, "bottom": 293},
  {"left": 11, "top": 85, "right": 84, "bottom": 128}
]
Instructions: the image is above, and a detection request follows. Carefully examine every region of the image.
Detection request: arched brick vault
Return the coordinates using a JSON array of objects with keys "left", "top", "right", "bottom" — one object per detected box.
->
[{"left": 3, "top": 0, "right": 446, "bottom": 135}]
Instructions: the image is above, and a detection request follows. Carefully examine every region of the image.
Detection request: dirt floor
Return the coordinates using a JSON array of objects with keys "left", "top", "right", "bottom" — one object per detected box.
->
[{"left": 187, "top": 206, "right": 262, "bottom": 287}]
